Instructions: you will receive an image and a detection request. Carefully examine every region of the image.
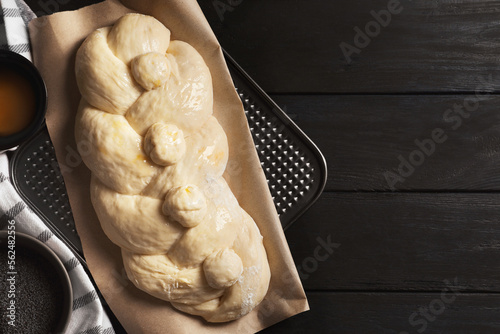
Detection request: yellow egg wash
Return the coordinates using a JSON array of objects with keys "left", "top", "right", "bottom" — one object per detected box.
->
[{"left": 0, "top": 66, "right": 36, "bottom": 136}]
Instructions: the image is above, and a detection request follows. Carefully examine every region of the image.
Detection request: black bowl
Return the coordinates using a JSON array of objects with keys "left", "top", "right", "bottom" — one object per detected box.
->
[
  {"left": 0, "top": 230, "right": 72, "bottom": 332},
  {"left": 0, "top": 50, "right": 47, "bottom": 150}
]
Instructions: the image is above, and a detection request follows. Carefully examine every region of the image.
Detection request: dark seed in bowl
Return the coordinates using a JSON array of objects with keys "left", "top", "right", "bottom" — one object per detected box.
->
[{"left": 0, "top": 246, "right": 65, "bottom": 333}]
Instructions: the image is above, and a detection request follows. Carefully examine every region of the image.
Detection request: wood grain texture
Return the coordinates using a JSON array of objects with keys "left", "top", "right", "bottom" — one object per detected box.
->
[
  {"left": 270, "top": 94, "right": 500, "bottom": 191},
  {"left": 22, "top": 0, "right": 500, "bottom": 333},
  {"left": 27, "top": 0, "right": 97, "bottom": 16},
  {"left": 260, "top": 292, "right": 500, "bottom": 334},
  {"left": 287, "top": 192, "right": 500, "bottom": 291},
  {"left": 198, "top": 0, "right": 500, "bottom": 93}
]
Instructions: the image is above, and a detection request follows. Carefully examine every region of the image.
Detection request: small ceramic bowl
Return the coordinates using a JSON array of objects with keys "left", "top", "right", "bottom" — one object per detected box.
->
[
  {"left": 0, "top": 230, "right": 72, "bottom": 332},
  {"left": 0, "top": 50, "right": 47, "bottom": 151}
]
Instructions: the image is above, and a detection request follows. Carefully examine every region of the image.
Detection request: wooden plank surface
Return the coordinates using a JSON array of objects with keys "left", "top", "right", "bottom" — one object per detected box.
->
[
  {"left": 23, "top": 0, "right": 500, "bottom": 333},
  {"left": 270, "top": 94, "right": 500, "bottom": 191},
  {"left": 198, "top": 0, "right": 500, "bottom": 93},
  {"left": 287, "top": 192, "right": 500, "bottom": 291},
  {"left": 261, "top": 292, "right": 500, "bottom": 334}
]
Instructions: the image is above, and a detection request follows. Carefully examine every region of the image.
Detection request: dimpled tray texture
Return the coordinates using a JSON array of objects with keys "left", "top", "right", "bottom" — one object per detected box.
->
[{"left": 9, "top": 53, "right": 327, "bottom": 259}]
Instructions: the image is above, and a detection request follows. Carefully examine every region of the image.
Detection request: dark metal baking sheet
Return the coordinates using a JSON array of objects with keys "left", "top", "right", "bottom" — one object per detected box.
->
[
  {"left": 9, "top": 52, "right": 327, "bottom": 260},
  {"left": 225, "top": 50, "right": 327, "bottom": 228}
]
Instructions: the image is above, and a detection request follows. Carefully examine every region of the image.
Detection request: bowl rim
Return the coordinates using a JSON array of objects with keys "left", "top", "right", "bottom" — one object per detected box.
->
[
  {"left": 0, "top": 230, "right": 73, "bottom": 332},
  {"left": 0, "top": 50, "right": 47, "bottom": 150}
]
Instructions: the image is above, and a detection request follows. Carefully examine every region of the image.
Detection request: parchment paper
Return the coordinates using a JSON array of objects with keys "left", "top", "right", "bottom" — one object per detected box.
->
[{"left": 28, "top": 0, "right": 308, "bottom": 332}]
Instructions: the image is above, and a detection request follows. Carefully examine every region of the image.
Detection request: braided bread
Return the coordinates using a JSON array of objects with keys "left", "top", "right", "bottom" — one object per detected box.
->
[{"left": 74, "top": 13, "right": 270, "bottom": 322}]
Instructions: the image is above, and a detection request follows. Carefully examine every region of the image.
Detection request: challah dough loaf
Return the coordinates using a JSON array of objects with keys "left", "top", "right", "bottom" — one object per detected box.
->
[{"left": 75, "top": 13, "right": 270, "bottom": 322}]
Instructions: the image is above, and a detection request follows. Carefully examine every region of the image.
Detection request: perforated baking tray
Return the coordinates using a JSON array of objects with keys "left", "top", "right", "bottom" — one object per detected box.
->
[{"left": 9, "top": 52, "right": 327, "bottom": 260}]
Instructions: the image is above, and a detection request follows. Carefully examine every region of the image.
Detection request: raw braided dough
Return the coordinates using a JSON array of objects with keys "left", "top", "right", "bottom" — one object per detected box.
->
[{"left": 74, "top": 13, "right": 270, "bottom": 322}]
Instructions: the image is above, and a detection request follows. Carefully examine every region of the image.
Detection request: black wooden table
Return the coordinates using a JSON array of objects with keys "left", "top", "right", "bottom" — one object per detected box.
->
[{"left": 27, "top": 0, "right": 500, "bottom": 333}]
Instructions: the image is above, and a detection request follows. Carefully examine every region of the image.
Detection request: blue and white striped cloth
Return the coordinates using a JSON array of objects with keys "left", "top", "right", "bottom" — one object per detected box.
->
[{"left": 0, "top": 1, "right": 116, "bottom": 333}]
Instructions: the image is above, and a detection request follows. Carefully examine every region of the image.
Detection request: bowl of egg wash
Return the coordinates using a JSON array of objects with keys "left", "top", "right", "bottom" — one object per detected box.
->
[{"left": 0, "top": 50, "right": 47, "bottom": 151}]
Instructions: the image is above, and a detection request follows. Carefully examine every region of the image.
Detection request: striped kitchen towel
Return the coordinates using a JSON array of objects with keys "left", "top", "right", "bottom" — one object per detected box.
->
[
  {"left": 0, "top": 0, "right": 31, "bottom": 59},
  {"left": 0, "top": 1, "right": 117, "bottom": 333}
]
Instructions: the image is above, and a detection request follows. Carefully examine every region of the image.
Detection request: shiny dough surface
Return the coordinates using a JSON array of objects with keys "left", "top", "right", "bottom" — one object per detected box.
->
[{"left": 75, "top": 13, "right": 270, "bottom": 322}]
